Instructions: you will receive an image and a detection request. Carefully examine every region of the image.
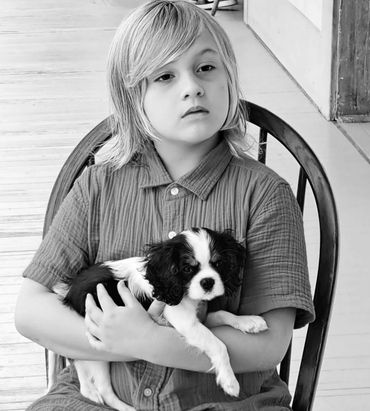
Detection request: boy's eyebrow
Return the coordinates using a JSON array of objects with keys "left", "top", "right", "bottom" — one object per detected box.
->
[{"left": 197, "top": 48, "right": 219, "bottom": 57}]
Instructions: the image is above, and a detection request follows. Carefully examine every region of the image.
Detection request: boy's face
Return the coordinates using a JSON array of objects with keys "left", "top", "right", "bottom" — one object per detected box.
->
[{"left": 143, "top": 30, "right": 229, "bottom": 151}]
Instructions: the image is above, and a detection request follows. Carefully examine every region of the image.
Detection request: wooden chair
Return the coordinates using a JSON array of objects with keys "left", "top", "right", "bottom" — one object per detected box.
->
[{"left": 43, "top": 101, "right": 339, "bottom": 411}]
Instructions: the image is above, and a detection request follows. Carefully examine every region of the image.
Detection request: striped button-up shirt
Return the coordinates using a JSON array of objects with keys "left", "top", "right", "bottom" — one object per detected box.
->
[{"left": 24, "top": 140, "right": 314, "bottom": 410}]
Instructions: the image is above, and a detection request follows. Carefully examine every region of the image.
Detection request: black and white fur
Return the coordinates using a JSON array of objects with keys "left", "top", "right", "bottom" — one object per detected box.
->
[{"left": 51, "top": 228, "right": 268, "bottom": 411}]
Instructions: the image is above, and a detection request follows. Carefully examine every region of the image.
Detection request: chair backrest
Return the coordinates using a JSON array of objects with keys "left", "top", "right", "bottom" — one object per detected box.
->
[{"left": 43, "top": 100, "right": 339, "bottom": 411}]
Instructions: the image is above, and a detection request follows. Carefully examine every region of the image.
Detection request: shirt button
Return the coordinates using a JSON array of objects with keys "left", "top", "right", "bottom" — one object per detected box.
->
[
  {"left": 170, "top": 187, "right": 179, "bottom": 196},
  {"left": 143, "top": 387, "right": 153, "bottom": 397},
  {"left": 168, "top": 231, "right": 177, "bottom": 239}
]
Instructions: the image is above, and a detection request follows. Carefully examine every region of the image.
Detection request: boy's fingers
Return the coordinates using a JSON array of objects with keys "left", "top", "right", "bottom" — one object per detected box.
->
[
  {"left": 96, "top": 283, "right": 116, "bottom": 312},
  {"left": 117, "top": 281, "right": 140, "bottom": 307},
  {"left": 85, "top": 310, "right": 101, "bottom": 340},
  {"left": 85, "top": 293, "right": 103, "bottom": 323},
  {"left": 147, "top": 300, "right": 166, "bottom": 318},
  {"left": 86, "top": 330, "right": 103, "bottom": 351}
]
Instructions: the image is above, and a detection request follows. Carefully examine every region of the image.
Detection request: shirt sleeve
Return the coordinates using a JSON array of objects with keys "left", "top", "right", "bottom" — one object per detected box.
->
[
  {"left": 22, "top": 171, "right": 92, "bottom": 290},
  {"left": 239, "top": 180, "right": 315, "bottom": 329}
]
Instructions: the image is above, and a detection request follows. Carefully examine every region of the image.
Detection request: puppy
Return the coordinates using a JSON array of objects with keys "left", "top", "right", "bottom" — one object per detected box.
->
[{"left": 51, "top": 228, "right": 268, "bottom": 411}]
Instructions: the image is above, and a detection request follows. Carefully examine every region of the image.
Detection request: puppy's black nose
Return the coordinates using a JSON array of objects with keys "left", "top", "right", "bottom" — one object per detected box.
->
[{"left": 200, "top": 277, "right": 215, "bottom": 291}]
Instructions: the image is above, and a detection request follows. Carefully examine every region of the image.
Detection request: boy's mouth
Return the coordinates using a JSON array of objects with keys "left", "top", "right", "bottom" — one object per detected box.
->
[{"left": 182, "top": 106, "right": 209, "bottom": 118}]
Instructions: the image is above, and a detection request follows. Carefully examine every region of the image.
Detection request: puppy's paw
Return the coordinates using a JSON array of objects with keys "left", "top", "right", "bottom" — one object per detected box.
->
[
  {"left": 235, "top": 315, "right": 268, "bottom": 334},
  {"left": 216, "top": 369, "right": 240, "bottom": 397}
]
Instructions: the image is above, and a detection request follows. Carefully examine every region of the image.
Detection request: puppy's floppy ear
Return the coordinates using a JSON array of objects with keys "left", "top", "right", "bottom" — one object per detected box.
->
[
  {"left": 144, "top": 241, "right": 185, "bottom": 306},
  {"left": 206, "top": 228, "right": 246, "bottom": 295},
  {"left": 222, "top": 232, "right": 246, "bottom": 295}
]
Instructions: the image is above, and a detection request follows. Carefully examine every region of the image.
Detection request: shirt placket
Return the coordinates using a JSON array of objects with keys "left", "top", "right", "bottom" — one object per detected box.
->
[
  {"left": 162, "top": 183, "right": 184, "bottom": 240},
  {"left": 132, "top": 184, "right": 185, "bottom": 410},
  {"left": 133, "top": 362, "right": 169, "bottom": 411}
]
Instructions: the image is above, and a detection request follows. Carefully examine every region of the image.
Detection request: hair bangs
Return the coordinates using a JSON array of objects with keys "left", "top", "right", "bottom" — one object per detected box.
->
[{"left": 127, "top": 3, "right": 205, "bottom": 87}]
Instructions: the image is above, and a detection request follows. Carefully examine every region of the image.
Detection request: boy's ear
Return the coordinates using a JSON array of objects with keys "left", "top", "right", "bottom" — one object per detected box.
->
[{"left": 144, "top": 242, "right": 184, "bottom": 306}]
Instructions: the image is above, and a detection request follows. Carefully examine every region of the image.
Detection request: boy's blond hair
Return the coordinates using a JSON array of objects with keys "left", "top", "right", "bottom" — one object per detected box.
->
[{"left": 103, "top": 0, "right": 248, "bottom": 168}]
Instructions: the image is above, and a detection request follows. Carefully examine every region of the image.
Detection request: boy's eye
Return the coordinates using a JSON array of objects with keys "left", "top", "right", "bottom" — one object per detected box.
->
[
  {"left": 198, "top": 64, "right": 215, "bottom": 73},
  {"left": 154, "top": 73, "right": 173, "bottom": 82}
]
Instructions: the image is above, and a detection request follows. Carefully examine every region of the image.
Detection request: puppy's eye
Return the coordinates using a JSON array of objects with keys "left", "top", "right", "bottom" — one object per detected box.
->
[
  {"left": 182, "top": 265, "right": 194, "bottom": 274},
  {"left": 212, "top": 260, "right": 223, "bottom": 269}
]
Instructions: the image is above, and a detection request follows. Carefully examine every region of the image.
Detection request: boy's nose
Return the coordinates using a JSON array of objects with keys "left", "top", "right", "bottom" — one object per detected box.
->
[{"left": 182, "top": 75, "right": 204, "bottom": 99}]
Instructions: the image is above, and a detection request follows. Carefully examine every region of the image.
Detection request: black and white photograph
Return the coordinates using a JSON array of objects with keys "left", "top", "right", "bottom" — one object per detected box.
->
[{"left": 1, "top": 1, "right": 369, "bottom": 410}]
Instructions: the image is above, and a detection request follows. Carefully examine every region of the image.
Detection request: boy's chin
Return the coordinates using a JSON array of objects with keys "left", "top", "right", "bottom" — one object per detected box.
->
[
  {"left": 180, "top": 130, "right": 221, "bottom": 146},
  {"left": 155, "top": 127, "right": 221, "bottom": 149}
]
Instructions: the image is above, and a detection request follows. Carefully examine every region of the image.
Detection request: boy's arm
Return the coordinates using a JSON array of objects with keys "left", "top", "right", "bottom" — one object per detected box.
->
[
  {"left": 16, "top": 278, "right": 294, "bottom": 373},
  {"left": 142, "top": 307, "right": 295, "bottom": 373},
  {"left": 15, "top": 278, "right": 136, "bottom": 362},
  {"left": 84, "top": 281, "right": 295, "bottom": 373}
]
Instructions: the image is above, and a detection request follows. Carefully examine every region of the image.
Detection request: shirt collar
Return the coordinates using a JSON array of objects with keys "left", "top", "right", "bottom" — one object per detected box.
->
[{"left": 139, "top": 139, "right": 233, "bottom": 200}]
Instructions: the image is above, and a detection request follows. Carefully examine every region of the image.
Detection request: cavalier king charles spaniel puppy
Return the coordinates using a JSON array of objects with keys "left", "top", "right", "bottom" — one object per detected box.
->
[{"left": 51, "top": 228, "right": 267, "bottom": 411}]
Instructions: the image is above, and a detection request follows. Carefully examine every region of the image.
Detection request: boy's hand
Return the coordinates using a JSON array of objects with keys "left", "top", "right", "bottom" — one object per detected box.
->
[{"left": 84, "top": 281, "right": 157, "bottom": 358}]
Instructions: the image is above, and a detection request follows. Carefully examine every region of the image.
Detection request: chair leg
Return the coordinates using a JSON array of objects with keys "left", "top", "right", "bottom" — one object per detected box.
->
[
  {"left": 46, "top": 349, "right": 67, "bottom": 389},
  {"left": 211, "top": 0, "right": 237, "bottom": 16},
  {"left": 211, "top": 0, "right": 220, "bottom": 16}
]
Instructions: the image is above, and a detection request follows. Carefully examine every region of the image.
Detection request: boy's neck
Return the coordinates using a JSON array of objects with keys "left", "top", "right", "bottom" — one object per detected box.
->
[{"left": 154, "top": 135, "right": 220, "bottom": 181}]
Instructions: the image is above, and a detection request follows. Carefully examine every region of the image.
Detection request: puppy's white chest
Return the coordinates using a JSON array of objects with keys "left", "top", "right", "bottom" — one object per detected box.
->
[{"left": 163, "top": 297, "right": 199, "bottom": 333}]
